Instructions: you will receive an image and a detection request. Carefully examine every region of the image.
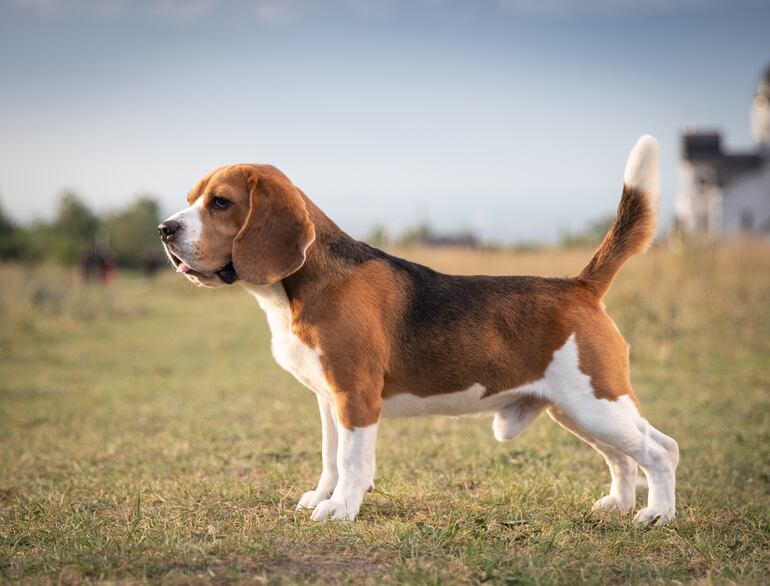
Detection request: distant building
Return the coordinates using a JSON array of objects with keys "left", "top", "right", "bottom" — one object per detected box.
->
[{"left": 675, "top": 66, "right": 770, "bottom": 239}]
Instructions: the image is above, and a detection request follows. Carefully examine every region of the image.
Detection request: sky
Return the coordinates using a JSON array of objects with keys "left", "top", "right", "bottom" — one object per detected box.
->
[{"left": 1, "top": 0, "right": 769, "bottom": 243}]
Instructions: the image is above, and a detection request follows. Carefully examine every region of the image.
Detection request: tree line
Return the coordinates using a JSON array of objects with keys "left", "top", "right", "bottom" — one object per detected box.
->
[
  {"left": 0, "top": 192, "right": 620, "bottom": 268},
  {"left": 0, "top": 193, "right": 163, "bottom": 268}
]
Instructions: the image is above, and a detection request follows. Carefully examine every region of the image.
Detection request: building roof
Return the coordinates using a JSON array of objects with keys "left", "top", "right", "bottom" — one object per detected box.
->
[
  {"left": 682, "top": 132, "right": 722, "bottom": 161},
  {"left": 682, "top": 131, "right": 764, "bottom": 186}
]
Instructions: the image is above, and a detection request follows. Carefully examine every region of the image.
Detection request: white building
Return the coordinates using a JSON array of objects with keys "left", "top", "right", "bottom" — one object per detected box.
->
[{"left": 676, "top": 66, "right": 770, "bottom": 239}]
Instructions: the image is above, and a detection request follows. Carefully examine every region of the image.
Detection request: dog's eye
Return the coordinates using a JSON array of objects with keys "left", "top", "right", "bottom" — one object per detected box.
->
[{"left": 210, "top": 196, "right": 231, "bottom": 210}]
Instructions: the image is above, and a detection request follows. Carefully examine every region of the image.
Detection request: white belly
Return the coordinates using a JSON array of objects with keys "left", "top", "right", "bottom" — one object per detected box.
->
[{"left": 381, "top": 381, "right": 547, "bottom": 418}]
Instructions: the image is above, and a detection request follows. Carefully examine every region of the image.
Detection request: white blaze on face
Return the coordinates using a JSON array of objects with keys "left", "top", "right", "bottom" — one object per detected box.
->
[{"left": 162, "top": 197, "right": 204, "bottom": 268}]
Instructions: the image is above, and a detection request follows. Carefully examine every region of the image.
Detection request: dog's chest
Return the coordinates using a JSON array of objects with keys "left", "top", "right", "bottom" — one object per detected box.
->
[{"left": 243, "top": 283, "right": 332, "bottom": 400}]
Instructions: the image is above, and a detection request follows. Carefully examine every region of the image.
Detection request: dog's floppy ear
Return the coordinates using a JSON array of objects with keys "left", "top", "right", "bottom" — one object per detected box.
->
[{"left": 232, "top": 166, "right": 316, "bottom": 285}]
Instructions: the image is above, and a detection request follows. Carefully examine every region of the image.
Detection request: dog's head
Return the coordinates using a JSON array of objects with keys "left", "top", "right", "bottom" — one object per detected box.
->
[{"left": 159, "top": 164, "right": 316, "bottom": 288}]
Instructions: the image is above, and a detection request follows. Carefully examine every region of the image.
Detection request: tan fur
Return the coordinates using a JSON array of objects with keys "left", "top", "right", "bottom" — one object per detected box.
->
[
  {"left": 233, "top": 166, "right": 316, "bottom": 285},
  {"left": 569, "top": 300, "right": 639, "bottom": 407},
  {"left": 188, "top": 166, "right": 250, "bottom": 272},
  {"left": 577, "top": 185, "right": 657, "bottom": 299}
]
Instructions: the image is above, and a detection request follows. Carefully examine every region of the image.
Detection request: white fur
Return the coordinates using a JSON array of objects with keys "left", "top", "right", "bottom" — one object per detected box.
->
[
  {"left": 548, "top": 407, "right": 638, "bottom": 513},
  {"left": 297, "top": 395, "right": 339, "bottom": 510},
  {"left": 382, "top": 382, "right": 547, "bottom": 418},
  {"left": 243, "top": 282, "right": 333, "bottom": 403},
  {"left": 623, "top": 134, "right": 661, "bottom": 200},
  {"left": 542, "top": 335, "right": 677, "bottom": 525},
  {"left": 311, "top": 423, "right": 378, "bottom": 521},
  {"left": 492, "top": 397, "right": 548, "bottom": 441},
  {"left": 164, "top": 197, "right": 204, "bottom": 262}
]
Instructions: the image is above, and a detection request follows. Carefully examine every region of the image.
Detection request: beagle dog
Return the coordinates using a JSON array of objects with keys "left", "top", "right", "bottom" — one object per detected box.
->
[{"left": 159, "top": 136, "right": 678, "bottom": 525}]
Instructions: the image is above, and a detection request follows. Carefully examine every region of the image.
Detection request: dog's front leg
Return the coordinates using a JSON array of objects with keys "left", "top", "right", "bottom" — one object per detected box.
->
[
  {"left": 310, "top": 394, "right": 380, "bottom": 522},
  {"left": 296, "top": 395, "right": 339, "bottom": 511}
]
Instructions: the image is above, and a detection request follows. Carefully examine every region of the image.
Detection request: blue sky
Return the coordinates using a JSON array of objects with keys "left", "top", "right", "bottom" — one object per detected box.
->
[{"left": 1, "top": 0, "right": 769, "bottom": 242}]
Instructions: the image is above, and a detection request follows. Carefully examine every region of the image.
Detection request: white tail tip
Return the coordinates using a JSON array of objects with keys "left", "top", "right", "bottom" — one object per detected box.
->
[{"left": 623, "top": 134, "right": 660, "bottom": 198}]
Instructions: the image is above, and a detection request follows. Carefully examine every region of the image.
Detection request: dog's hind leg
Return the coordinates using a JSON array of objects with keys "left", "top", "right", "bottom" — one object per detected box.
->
[
  {"left": 549, "top": 394, "right": 677, "bottom": 526},
  {"left": 548, "top": 407, "right": 638, "bottom": 513},
  {"left": 492, "top": 395, "right": 548, "bottom": 442},
  {"left": 544, "top": 335, "right": 678, "bottom": 526}
]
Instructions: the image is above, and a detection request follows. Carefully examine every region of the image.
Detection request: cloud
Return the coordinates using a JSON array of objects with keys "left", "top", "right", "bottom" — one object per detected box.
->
[
  {"left": 149, "top": 0, "right": 223, "bottom": 23},
  {"left": 7, "top": 0, "right": 322, "bottom": 24},
  {"left": 5, "top": 0, "right": 759, "bottom": 24},
  {"left": 497, "top": 0, "right": 760, "bottom": 14},
  {"left": 10, "top": 0, "right": 127, "bottom": 19}
]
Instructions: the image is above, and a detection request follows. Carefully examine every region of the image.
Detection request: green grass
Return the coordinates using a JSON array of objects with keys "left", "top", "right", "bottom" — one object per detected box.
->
[{"left": 1, "top": 245, "right": 769, "bottom": 584}]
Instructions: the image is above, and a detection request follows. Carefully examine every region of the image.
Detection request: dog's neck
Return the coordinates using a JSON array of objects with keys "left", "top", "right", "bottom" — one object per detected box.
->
[
  {"left": 279, "top": 193, "right": 368, "bottom": 303},
  {"left": 242, "top": 191, "right": 373, "bottom": 319}
]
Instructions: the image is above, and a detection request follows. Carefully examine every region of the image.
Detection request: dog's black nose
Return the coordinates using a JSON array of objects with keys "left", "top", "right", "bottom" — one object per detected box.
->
[{"left": 158, "top": 221, "right": 180, "bottom": 242}]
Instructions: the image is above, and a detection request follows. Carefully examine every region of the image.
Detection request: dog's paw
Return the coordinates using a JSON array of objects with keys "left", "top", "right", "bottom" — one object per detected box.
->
[
  {"left": 592, "top": 495, "right": 634, "bottom": 514},
  {"left": 296, "top": 489, "right": 332, "bottom": 511},
  {"left": 633, "top": 506, "right": 675, "bottom": 527},
  {"left": 309, "top": 499, "right": 357, "bottom": 522}
]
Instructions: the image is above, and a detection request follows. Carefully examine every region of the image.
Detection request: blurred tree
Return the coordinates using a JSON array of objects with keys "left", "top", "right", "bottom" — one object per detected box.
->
[
  {"left": 104, "top": 196, "right": 162, "bottom": 268},
  {"left": 366, "top": 224, "right": 390, "bottom": 248},
  {"left": 0, "top": 193, "right": 167, "bottom": 268},
  {"left": 49, "top": 193, "right": 100, "bottom": 265},
  {"left": 0, "top": 198, "right": 26, "bottom": 260},
  {"left": 396, "top": 223, "right": 431, "bottom": 247}
]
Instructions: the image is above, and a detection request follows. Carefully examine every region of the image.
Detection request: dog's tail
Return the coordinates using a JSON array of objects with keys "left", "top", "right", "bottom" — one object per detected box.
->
[{"left": 576, "top": 135, "right": 660, "bottom": 300}]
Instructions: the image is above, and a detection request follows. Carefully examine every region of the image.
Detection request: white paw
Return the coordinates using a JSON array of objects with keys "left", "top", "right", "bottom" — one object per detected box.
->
[
  {"left": 592, "top": 495, "right": 634, "bottom": 514},
  {"left": 296, "top": 489, "right": 333, "bottom": 511},
  {"left": 309, "top": 499, "right": 357, "bottom": 522},
  {"left": 633, "top": 506, "right": 675, "bottom": 527}
]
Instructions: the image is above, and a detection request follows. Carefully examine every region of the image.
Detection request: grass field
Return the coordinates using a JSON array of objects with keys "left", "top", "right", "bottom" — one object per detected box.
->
[{"left": 1, "top": 244, "right": 769, "bottom": 584}]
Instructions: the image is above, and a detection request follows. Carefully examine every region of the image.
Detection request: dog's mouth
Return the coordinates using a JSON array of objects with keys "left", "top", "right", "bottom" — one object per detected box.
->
[
  {"left": 166, "top": 249, "right": 238, "bottom": 284},
  {"left": 215, "top": 261, "right": 238, "bottom": 284}
]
